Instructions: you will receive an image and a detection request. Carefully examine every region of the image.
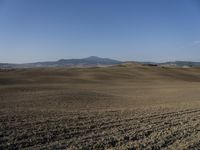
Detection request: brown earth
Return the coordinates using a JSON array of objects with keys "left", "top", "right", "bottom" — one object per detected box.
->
[{"left": 1, "top": 63, "right": 200, "bottom": 149}]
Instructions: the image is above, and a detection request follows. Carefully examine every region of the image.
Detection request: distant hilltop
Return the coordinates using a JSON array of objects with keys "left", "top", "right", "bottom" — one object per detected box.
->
[
  {"left": 0, "top": 57, "right": 200, "bottom": 69},
  {"left": 0, "top": 56, "right": 121, "bottom": 69}
]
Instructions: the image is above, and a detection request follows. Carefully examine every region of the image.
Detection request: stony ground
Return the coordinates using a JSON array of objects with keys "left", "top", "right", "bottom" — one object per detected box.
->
[
  {"left": 1, "top": 107, "right": 200, "bottom": 149},
  {"left": 1, "top": 65, "right": 200, "bottom": 149}
]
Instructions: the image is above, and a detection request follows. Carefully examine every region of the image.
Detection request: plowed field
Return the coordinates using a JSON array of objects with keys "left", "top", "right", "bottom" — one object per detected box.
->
[{"left": 1, "top": 64, "right": 200, "bottom": 149}]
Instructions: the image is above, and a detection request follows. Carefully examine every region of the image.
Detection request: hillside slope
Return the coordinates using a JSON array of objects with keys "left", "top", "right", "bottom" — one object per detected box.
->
[
  {"left": 1, "top": 63, "right": 200, "bottom": 85},
  {"left": 1, "top": 64, "right": 200, "bottom": 149}
]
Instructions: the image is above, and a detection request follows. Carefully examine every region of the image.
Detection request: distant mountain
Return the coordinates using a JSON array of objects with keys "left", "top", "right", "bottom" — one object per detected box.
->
[
  {"left": 1, "top": 58, "right": 200, "bottom": 69},
  {"left": 0, "top": 56, "right": 122, "bottom": 69},
  {"left": 56, "top": 56, "right": 121, "bottom": 66}
]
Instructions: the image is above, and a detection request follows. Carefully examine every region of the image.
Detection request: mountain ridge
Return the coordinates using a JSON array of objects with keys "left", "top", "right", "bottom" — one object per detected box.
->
[
  {"left": 0, "top": 56, "right": 121, "bottom": 69},
  {"left": 1, "top": 57, "right": 200, "bottom": 69}
]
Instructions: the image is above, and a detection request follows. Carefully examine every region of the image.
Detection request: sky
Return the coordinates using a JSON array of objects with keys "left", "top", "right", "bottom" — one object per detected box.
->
[{"left": 0, "top": 0, "right": 200, "bottom": 63}]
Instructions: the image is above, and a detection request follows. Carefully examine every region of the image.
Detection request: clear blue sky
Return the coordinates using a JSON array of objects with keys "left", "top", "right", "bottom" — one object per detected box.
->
[{"left": 0, "top": 0, "right": 200, "bottom": 63}]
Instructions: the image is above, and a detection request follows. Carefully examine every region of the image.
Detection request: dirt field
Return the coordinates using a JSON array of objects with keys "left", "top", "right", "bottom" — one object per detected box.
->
[{"left": 1, "top": 64, "right": 200, "bottom": 149}]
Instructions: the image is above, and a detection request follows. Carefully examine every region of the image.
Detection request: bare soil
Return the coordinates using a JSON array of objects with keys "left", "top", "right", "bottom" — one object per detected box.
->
[{"left": 1, "top": 64, "right": 200, "bottom": 149}]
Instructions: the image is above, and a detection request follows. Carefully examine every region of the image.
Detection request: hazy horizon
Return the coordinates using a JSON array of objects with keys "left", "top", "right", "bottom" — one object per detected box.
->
[
  {"left": 1, "top": 0, "right": 200, "bottom": 63},
  {"left": 1, "top": 55, "right": 200, "bottom": 64}
]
